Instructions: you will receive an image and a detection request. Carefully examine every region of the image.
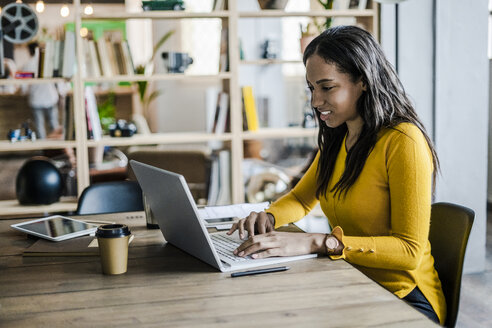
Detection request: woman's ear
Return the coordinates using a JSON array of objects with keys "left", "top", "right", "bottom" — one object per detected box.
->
[
  {"left": 361, "top": 77, "right": 367, "bottom": 91},
  {"left": 358, "top": 78, "right": 367, "bottom": 92}
]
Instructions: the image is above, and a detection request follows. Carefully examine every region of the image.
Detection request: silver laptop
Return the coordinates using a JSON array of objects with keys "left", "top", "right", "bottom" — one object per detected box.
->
[{"left": 130, "top": 160, "right": 317, "bottom": 272}]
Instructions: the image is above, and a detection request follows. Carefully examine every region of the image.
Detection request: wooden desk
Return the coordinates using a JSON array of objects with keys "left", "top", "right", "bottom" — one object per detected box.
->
[{"left": 0, "top": 212, "right": 436, "bottom": 327}]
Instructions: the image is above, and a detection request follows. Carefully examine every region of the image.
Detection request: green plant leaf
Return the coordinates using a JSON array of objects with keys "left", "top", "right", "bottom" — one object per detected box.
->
[
  {"left": 150, "top": 30, "right": 175, "bottom": 62},
  {"left": 146, "top": 90, "right": 161, "bottom": 105}
]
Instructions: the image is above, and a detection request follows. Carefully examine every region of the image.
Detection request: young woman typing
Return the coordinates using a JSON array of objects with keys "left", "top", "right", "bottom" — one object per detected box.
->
[{"left": 228, "top": 26, "right": 445, "bottom": 325}]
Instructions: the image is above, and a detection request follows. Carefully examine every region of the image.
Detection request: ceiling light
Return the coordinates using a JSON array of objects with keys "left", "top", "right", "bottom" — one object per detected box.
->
[
  {"left": 60, "top": 4, "right": 70, "bottom": 18},
  {"left": 80, "top": 27, "right": 88, "bottom": 38},
  {"left": 35, "top": 0, "right": 45, "bottom": 13},
  {"left": 84, "top": 4, "right": 94, "bottom": 15}
]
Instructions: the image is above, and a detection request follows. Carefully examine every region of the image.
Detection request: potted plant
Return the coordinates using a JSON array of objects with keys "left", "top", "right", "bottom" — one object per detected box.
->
[{"left": 299, "top": 0, "right": 334, "bottom": 54}]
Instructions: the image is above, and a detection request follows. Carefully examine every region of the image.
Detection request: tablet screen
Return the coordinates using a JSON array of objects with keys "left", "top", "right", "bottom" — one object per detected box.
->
[
  {"left": 11, "top": 215, "right": 99, "bottom": 241},
  {"left": 22, "top": 217, "right": 94, "bottom": 237}
]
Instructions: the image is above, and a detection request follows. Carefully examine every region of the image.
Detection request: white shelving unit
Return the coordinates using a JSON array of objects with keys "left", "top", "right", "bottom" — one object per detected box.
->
[{"left": 0, "top": 0, "right": 379, "bottom": 216}]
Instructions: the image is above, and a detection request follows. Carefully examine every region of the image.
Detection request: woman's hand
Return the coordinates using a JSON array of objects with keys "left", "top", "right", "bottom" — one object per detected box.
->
[
  {"left": 227, "top": 211, "right": 275, "bottom": 239},
  {"left": 233, "top": 231, "right": 327, "bottom": 259}
]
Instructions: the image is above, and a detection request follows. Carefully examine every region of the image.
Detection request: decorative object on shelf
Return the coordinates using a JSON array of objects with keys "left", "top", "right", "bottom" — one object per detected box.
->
[
  {"left": 97, "top": 91, "right": 116, "bottom": 134},
  {"left": 300, "top": 22, "right": 318, "bottom": 54},
  {"left": 349, "top": 0, "right": 369, "bottom": 9},
  {"left": 142, "top": 0, "right": 185, "bottom": 11},
  {"left": 246, "top": 167, "right": 291, "bottom": 203},
  {"left": 16, "top": 157, "right": 63, "bottom": 205},
  {"left": 161, "top": 52, "right": 193, "bottom": 73},
  {"left": 0, "top": 2, "right": 38, "bottom": 78},
  {"left": 261, "top": 39, "right": 279, "bottom": 59},
  {"left": 109, "top": 119, "right": 137, "bottom": 137},
  {"left": 7, "top": 122, "right": 36, "bottom": 142},
  {"left": 257, "top": 0, "right": 289, "bottom": 10}
]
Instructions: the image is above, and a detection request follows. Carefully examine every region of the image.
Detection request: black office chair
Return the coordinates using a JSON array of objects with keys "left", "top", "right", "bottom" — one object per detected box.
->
[
  {"left": 429, "top": 202, "right": 474, "bottom": 328},
  {"left": 76, "top": 181, "right": 144, "bottom": 215}
]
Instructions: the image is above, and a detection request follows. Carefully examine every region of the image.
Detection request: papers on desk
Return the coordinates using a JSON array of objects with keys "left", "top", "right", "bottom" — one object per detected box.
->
[{"left": 198, "top": 202, "right": 269, "bottom": 228}]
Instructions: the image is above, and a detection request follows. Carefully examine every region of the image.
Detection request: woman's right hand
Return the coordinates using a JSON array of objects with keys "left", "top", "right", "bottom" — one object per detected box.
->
[{"left": 227, "top": 211, "right": 275, "bottom": 239}]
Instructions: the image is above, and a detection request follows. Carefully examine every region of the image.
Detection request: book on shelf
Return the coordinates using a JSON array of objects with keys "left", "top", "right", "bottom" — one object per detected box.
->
[
  {"left": 86, "top": 39, "right": 135, "bottom": 77},
  {"left": 207, "top": 153, "right": 220, "bottom": 205},
  {"left": 219, "top": 27, "right": 229, "bottom": 72},
  {"left": 213, "top": 91, "right": 230, "bottom": 134},
  {"left": 62, "top": 30, "right": 76, "bottom": 78},
  {"left": 121, "top": 40, "right": 135, "bottom": 75},
  {"left": 64, "top": 95, "right": 75, "bottom": 140},
  {"left": 106, "top": 40, "right": 120, "bottom": 76},
  {"left": 80, "top": 39, "right": 89, "bottom": 78},
  {"left": 42, "top": 40, "right": 55, "bottom": 78},
  {"left": 208, "top": 149, "right": 231, "bottom": 206},
  {"left": 113, "top": 42, "right": 127, "bottom": 75},
  {"left": 241, "top": 86, "right": 259, "bottom": 131},
  {"left": 53, "top": 40, "right": 63, "bottom": 77},
  {"left": 85, "top": 86, "right": 102, "bottom": 140},
  {"left": 213, "top": 0, "right": 226, "bottom": 10},
  {"left": 216, "top": 150, "right": 231, "bottom": 205},
  {"left": 88, "top": 40, "right": 102, "bottom": 78},
  {"left": 37, "top": 46, "right": 45, "bottom": 78},
  {"left": 96, "top": 39, "right": 113, "bottom": 77}
]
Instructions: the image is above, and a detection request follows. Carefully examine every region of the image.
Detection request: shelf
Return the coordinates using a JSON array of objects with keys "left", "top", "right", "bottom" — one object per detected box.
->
[
  {"left": 86, "top": 132, "right": 233, "bottom": 147},
  {"left": 241, "top": 127, "right": 318, "bottom": 140},
  {"left": 0, "top": 197, "right": 77, "bottom": 218},
  {"left": 239, "top": 9, "right": 375, "bottom": 18},
  {"left": 0, "top": 0, "right": 378, "bottom": 215},
  {"left": 0, "top": 140, "right": 77, "bottom": 152},
  {"left": 0, "top": 78, "right": 69, "bottom": 86},
  {"left": 84, "top": 10, "right": 229, "bottom": 20},
  {"left": 83, "top": 73, "right": 232, "bottom": 83},
  {"left": 240, "top": 59, "right": 302, "bottom": 65}
]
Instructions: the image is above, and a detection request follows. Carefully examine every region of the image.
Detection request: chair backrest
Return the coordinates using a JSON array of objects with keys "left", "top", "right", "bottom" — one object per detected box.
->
[
  {"left": 76, "top": 181, "right": 144, "bottom": 215},
  {"left": 429, "top": 202, "right": 474, "bottom": 328}
]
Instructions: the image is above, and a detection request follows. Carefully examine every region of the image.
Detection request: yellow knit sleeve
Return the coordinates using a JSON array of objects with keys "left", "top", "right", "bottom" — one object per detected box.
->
[
  {"left": 267, "top": 152, "right": 321, "bottom": 228},
  {"left": 330, "top": 127, "right": 433, "bottom": 270}
]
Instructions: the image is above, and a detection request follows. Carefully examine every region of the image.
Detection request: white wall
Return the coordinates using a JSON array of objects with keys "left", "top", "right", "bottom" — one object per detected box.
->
[
  {"left": 434, "top": 0, "right": 488, "bottom": 273},
  {"left": 382, "top": 0, "right": 489, "bottom": 273}
]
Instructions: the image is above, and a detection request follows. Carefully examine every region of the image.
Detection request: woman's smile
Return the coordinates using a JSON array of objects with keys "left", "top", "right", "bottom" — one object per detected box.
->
[{"left": 319, "top": 110, "right": 333, "bottom": 122}]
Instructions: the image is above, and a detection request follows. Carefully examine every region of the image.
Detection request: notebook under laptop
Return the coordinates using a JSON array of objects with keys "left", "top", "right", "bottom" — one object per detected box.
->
[{"left": 130, "top": 160, "right": 317, "bottom": 272}]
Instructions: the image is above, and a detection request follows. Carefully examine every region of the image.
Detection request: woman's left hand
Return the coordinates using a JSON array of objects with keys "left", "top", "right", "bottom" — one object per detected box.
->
[{"left": 233, "top": 231, "right": 326, "bottom": 259}]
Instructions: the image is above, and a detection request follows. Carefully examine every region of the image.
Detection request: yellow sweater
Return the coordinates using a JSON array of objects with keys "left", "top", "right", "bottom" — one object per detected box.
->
[{"left": 267, "top": 123, "right": 446, "bottom": 325}]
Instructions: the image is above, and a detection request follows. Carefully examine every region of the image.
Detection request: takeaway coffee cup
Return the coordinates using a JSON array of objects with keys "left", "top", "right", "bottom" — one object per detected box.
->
[{"left": 96, "top": 224, "right": 132, "bottom": 275}]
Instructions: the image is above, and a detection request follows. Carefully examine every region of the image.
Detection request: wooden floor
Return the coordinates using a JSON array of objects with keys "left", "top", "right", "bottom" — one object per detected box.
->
[{"left": 456, "top": 209, "right": 492, "bottom": 327}]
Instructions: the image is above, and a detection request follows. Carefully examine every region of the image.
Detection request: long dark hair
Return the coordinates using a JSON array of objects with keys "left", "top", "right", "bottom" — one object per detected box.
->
[{"left": 303, "top": 25, "right": 439, "bottom": 198}]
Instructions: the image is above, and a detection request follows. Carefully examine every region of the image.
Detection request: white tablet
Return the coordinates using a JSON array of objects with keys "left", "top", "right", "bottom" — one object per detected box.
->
[{"left": 11, "top": 215, "right": 99, "bottom": 242}]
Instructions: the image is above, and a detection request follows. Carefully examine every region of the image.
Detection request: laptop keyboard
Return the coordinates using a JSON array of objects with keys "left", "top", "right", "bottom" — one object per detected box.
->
[{"left": 210, "top": 232, "right": 250, "bottom": 263}]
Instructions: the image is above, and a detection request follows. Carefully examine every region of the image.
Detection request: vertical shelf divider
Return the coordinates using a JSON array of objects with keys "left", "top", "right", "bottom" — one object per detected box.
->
[
  {"left": 227, "top": 0, "right": 244, "bottom": 204},
  {"left": 73, "top": 0, "right": 90, "bottom": 196}
]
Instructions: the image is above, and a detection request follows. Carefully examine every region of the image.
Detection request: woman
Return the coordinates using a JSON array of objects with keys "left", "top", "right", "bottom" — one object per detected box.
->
[{"left": 228, "top": 25, "right": 445, "bottom": 325}]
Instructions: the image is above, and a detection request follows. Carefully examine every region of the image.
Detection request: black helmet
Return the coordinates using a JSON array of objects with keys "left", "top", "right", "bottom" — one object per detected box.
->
[{"left": 16, "top": 157, "right": 63, "bottom": 205}]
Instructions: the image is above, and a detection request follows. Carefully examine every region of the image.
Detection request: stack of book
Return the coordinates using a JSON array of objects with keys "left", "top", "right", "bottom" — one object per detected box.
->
[
  {"left": 32, "top": 30, "right": 76, "bottom": 78},
  {"left": 30, "top": 33, "right": 136, "bottom": 79},
  {"left": 81, "top": 38, "right": 135, "bottom": 78}
]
